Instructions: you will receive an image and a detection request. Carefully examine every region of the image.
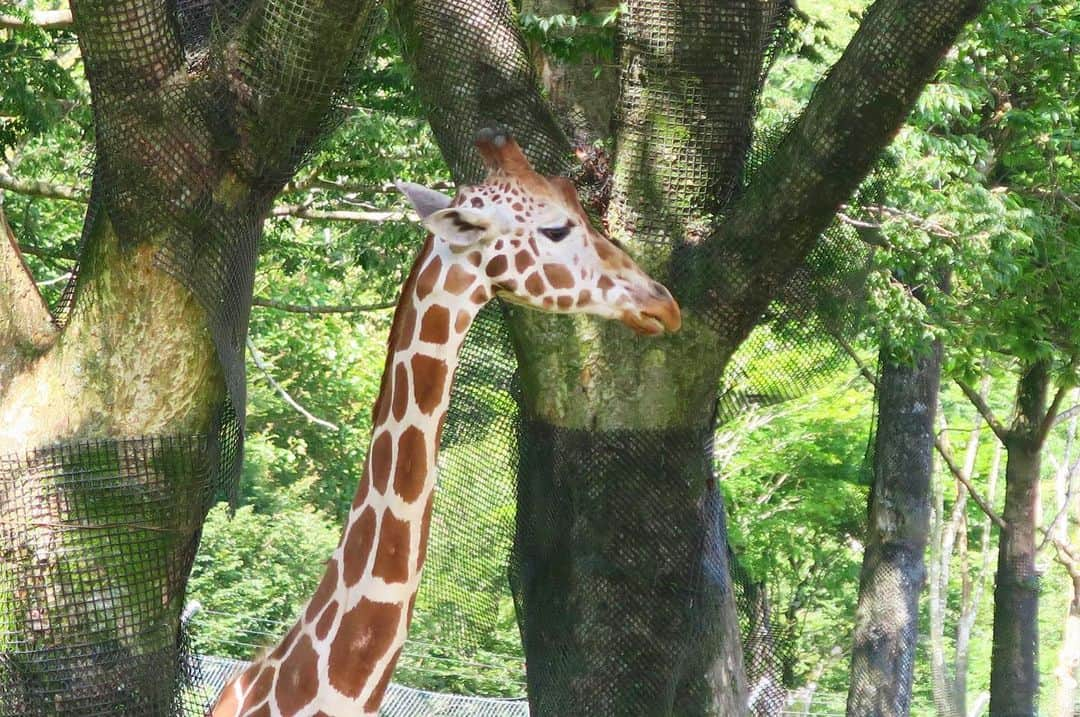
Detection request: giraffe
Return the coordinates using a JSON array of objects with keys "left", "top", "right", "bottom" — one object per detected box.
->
[{"left": 210, "top": 130, "right": 681, "bottom": 717}]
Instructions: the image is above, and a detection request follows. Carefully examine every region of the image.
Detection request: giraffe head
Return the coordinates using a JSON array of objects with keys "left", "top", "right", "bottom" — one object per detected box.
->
[{"left": 397, "top": 131, "right": 681, "bottom": 335}]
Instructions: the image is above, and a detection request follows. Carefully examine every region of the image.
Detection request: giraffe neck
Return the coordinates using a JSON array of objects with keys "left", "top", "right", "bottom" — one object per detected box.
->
[{"left": 216, "top": 239, "right": 489, "bottom": 717}]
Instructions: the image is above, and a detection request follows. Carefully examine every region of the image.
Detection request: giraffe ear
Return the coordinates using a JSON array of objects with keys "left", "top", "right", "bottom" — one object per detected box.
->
[
  {"left": 395, "top": 180, "right": 453, "bottom": 220},
  {"left": 422, "top": 207, "right": 498, "bottom": 248}
]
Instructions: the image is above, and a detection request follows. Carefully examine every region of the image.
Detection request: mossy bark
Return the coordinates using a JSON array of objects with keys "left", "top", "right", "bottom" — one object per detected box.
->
[{"left": 0, "top": 205, "right": 225, "bottom": 714}]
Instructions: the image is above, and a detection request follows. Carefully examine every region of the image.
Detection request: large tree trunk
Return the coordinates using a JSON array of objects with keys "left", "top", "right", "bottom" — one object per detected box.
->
[
  {"left": 0, "top": 2, "right": 377, "bottom": 712},
  {"left": 990, "top": 361, "right": 1049, "bottom": 716},
  {"left": 846, "top": 339, "right": 942, "bottom": 717},
  {"left": 393, "top": 0, "right": 987, "bottom": 713}
]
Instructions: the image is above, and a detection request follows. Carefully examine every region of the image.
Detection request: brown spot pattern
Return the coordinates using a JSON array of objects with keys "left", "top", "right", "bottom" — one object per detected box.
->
[
  {"left": 598, "top": 275, "right": 614, "bottom": 290},
  {"left": 372, "top": 510, "right": 412, "bottom": 584},
  {"left": 304, "top": 558, "right": 339, "bottom": 623},
  {"left": 343, "top": 507, "right": 377, "bottom": 586},
  {"left": 411, "top": 354, "right": 448, "bottom": 416},
  {"left": 419, "top": 305, "right": 450, "bottom": 344},
  {"left": 470, "top": 285, "right": 490, "bottom": 304},
  {"left": 369, "top": 430, "right": 393, "bottom": 494},
  {"left": 275, "top": 634, "right": 319, "bottom": 715},
  {"left": 525, "top": 273, "right": 545, "bottom": 296},
  {"left": 415, "top": 257, "right": 442, "bottom": 300},
  {"left": 328, "top": 599, "right": 402, "bottom": 698},
  {"left": 444, "top": 264, "right": 474, "bottom": 294},
  {"left": 270, "top": 624, "right": 300, "bottom": 661},
  {"left": 578, "top": 289, "right": 592, "bottom": 305},
  {"left": 246, "top": 667, "right": 274, "bottom": 708},
  {"left": 396, "top": 305, "right": 417, "bottom": 349},
  {"left": 393, "top": 425, "right": 429, "bottom": 502},
  {"left": 557, "top": 296, "right": 573, "bottom": 310},
  {"left": 391, "top": 362, "right": 410, "bottom": 422},
  {"left": 543, "top": 264, "right": 575, "bottom": 289},
  {"left": 363, "top": 648, "right": 402, "bottom": 713},
  {"left": 515, "top": 251, "right": 534, "bottom": 273},
  {"left": 315, "top": 600, "right": 338, "bottom": 641},
  {"left": 486, "top": 255, "right": 508, "bottom": 278},
  {"left": 455, "top": 310, "right": 471, "bottom": 334},
  {"left": 415, "top": 493, "right": 437, "bottom": 573}
]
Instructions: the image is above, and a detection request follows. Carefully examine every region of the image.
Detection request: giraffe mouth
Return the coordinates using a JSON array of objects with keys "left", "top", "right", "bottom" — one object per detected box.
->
[{"left": 623, "top": 309, "right": 677, "bottom": 336}]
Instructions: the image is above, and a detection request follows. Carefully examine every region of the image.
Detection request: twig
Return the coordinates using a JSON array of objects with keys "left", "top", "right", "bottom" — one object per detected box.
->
[
  {"left": 252, "top": 296, "right": 396, "bottom": 315},
  {"left": 0, "top": 170, "right": 85, "bottom": 202},
  {"left": 1055, "top": 404, "right": 1080, "bottom": 427},
  {"left": 0, "top": 9, "right": 73, "bottom": 31},
  {"left": 833, "top": 332, "right": 877, "bottom": 387},
  {"left": 1037, "top": 381, "right": 1071, "bottom": 447},
  {"left": 35, "top": 272, "right": 72, "bottom": 287},
  {"left": 0, "top": 170, "right": 414, "bottom": 225},
  {"left": 15, "top": 243, "right": 79, "bottom": 261},
  {"left": 269, "top": 204, "right": 414, "bottom": 223},
  {"left": 857, "top": 203, "right": 959, "bottom": 239},
  {"left": 246, "top": 337, "right": 339, "bottom": 431},
  {"left": 956, "top": 377, "right": 1011, "bottom": 444},
  {"left": 934, "top": 433, "right": 1008, "bottom": 531}
]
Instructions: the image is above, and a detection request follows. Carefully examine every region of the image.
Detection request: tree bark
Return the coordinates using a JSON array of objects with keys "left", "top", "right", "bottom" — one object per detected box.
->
[
  {"left": 846, "top": 339, "right": 942, "bottom": 717},
  {"left": 0, "top": 206, "right": 58, "bottom": 391},
  {"left": 990, "top": 360, "right": 1050, "bottom": 717}
]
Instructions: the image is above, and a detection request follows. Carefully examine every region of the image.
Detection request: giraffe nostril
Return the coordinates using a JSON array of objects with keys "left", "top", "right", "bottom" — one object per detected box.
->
[{"left": 650, "top": 281, "right": 668, "bottom": 299}]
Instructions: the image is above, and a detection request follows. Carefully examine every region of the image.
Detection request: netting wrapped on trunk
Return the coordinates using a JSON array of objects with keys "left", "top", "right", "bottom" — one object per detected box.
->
[{"left": 1, "top": 0, "right": 978, "bottom": 713}]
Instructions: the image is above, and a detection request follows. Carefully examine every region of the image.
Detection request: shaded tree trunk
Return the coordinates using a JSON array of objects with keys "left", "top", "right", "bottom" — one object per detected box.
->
[
  {"left": 990, "top": 361, "right": 1049, "bottom": 716},
  {"left": 846, "top": 339, "right": 942, "bottom": 717}
]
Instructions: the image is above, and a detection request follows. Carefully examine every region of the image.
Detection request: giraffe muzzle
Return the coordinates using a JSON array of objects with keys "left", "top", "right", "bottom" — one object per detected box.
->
[{"left": 623, "top": 294, "right": 682, "bottom": 336}]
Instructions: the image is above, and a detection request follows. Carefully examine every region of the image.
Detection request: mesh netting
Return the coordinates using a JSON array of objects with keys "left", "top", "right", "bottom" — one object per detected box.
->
[
  {"left": 1, "top": 0, "right": 983, "bottom": 713},
  {"left": 3, "top": 1, "right": 381, "bottom": 713},
  {"left": 0, "top": 437, "right": 214, "bottom": 715}
]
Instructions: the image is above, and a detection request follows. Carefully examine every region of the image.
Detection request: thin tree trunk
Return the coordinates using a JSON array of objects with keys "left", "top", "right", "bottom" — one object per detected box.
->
[
  {"left": 1051, "top": 398, "right": 1080, "bottom": 716},
  {"left": 930, "top": 381, "right": 989, "bottom": 717},
  {"left": 846, "top": 338, "right": 942, "bottom": 717},
  {"left": 990, "top": 360, "right": 1050, "bottom": 716}
]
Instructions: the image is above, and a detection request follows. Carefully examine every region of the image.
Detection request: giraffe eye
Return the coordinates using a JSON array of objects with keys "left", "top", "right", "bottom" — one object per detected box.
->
[{"left": 540, "top": 223, "right": 573, "bottom": 242}]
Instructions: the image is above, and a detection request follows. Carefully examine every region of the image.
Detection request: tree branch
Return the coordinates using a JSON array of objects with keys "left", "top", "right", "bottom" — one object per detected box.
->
[
  {"left": 0, "top": 9, "right": 73, "bottom": 30},
  {"left": 69, "top": 0, "right": 185, "bottom": 92},
  {"left": 934, "top": 432, "right": 1008, "bottom": 531},
  {"left": 252, "top": 297, "right": 396, "bottom": 315},
  {"left": 956, "top": 377, "right": 1011, "bottom": 444},
  {"left": 1055, "top": 404, "right": 1080, "bottom": 428},
  {"left": 832, "top": 330, "right": 877, "bottom": 388},
  {"left": 227, "top": 1, "right": 381, "bottom": 187},
  {"left": 684, "top": 0, "right": 988, "bottom": 336},
  {"left": 0, "top": 170, "right": 86, "bottom": 202},
  {"left": 0, "top": 207, "right": 60, "bottom": 382},
  {"left": 1037, "top": 372, "right": 1076, "bottom": 447},
  {"left": 269, "top": 204, "right": 412, "bottom": 224},
  {"left": 246, "top": 337, "right": 339, "bottom": 431}
]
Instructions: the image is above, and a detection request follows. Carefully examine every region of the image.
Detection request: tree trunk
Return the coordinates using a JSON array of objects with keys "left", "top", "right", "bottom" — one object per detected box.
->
[
  {"left": 393, "top": 0, "right": 988, "bottom": 713},
  {"left": 846, "top": 339, "right": 942, "bottom": 717},
  {"left": 990, "top": 361, "right": 1049, "bottom": 717},
  {"left": 1054, "top": 572, "right": 1080, "bottom": 717},
  {"left": 1, "top": 1, "right": 377, "bottom": 711}
]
